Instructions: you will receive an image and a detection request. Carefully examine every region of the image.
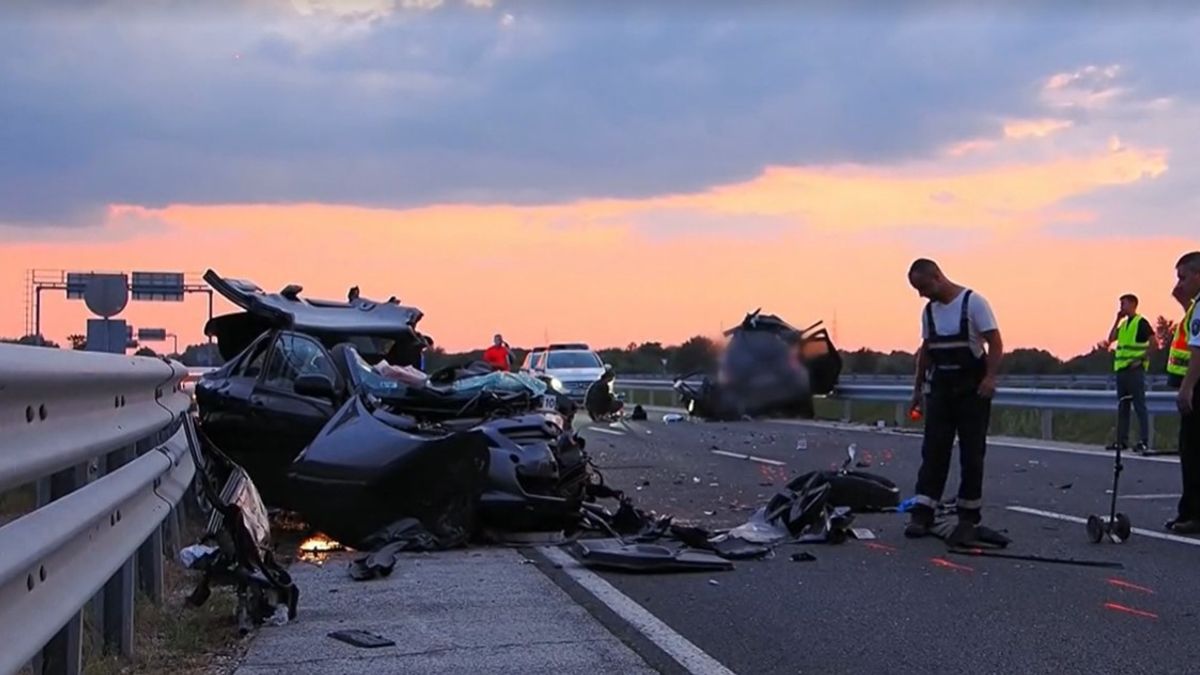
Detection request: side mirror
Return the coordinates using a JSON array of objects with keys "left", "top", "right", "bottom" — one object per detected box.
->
[{"left": 295, "top": 373, "right": 337, "bottom": 400}]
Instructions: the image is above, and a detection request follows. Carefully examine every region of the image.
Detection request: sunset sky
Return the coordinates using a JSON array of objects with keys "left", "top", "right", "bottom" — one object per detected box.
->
[{"left": 2, "top": 1, "right": 1198, "bottom": 357}]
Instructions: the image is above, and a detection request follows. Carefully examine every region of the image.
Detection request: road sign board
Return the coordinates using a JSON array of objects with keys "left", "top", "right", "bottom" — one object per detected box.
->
[
  {"left": 83, "top": 274, "right": 129, "bottom": 318},
  {"left": 131, "top": 271, "right": 184, "bottom": 301},
  {"left": 137, "top": 328, "right": 167, "bottom": 341}
]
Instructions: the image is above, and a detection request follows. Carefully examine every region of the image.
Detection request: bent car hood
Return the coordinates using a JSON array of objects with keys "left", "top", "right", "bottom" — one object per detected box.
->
[{"left": 204, "top": 269, "right": 427, "bottom": 360}]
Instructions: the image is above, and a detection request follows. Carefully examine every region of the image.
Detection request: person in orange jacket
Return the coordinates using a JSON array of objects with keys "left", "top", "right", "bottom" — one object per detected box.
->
[{"left": 483, "top": 334, "right": 513, "bottom": 372}]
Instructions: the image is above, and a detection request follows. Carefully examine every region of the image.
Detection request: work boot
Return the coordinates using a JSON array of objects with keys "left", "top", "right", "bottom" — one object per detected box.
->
[
  {"left": 1166, "top": 519, "right": 1200, "bottom": 535},
  {"left": 1106, "top": 441, "right": 1128, "bottom": 451},
  {"left": 1134, "top": 442, "right": 1149, "bottom": 454},
  {"left": 904, "top": 510, "right": 933, "bottom": 538},
  {"left": 947, "top": 520, "right": 976, "bottom": 548}
]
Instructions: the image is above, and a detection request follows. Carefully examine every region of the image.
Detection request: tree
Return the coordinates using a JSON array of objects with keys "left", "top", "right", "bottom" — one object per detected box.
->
[
  {"left": 179, "top": 343, "right": 224, "bottom": 367},
  {"left": 670, "top": 336, "right": 720, "bottom": 374},
  {"left": 67, "top": 334, "right": 87, "bottom": 350},
  {"left": 1155, "top": 315, "right": 1177, "bottom": 350},
  {"left": 1, "top": 334, "right": 60, "bottom": 348},
  {"left": 999, "top": 348, "right": 1063, "bottom": 375}
]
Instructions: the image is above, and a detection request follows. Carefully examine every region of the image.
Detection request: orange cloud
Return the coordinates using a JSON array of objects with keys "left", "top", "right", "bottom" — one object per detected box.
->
[
  {"left": 0, "top": 134, "right": 1176, "bottom": 359},
  {"left": 1003, "top": 118, "right": 1073, "bottom": 139}
]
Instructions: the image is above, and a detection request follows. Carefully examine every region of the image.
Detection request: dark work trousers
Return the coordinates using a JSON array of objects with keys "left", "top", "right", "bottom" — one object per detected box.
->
[
  {"left": 1115, "top": 366, "right": 1150, "bottom": 446},
  {"left": 914, "top": 380, "right": 993, "bottom": 524},
  {"left": 1177, "top": 385, "right": 1200, "bottom": 522}
]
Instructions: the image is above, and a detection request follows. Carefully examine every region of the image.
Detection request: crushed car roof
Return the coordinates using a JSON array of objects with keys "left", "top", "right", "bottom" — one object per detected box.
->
[{"left": 203, "top": 269, "right": 425, "bottom": 338}]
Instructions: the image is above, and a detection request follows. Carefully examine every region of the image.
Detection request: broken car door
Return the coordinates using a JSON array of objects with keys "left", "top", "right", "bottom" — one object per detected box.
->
[
  {"left": 249, "top": 331, "right": 342, "bottom": 507},
  {"left": 196, "top": 332, "right": 274, "bottom": 464}
]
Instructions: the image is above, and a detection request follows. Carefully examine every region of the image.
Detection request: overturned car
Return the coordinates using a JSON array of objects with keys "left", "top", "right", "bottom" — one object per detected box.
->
[
  {"left": 194, "top": 270, "right": 591, "bottom": 548},
  {"left": 674, "top": 309, "right": 842, "bottom": 420}
]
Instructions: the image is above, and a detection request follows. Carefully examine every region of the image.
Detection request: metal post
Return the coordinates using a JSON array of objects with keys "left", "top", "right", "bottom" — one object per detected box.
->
[
  {"left": 102, "top": 447, "right": 136, "bottom": 658},
  {"left": 894, "top": 402, "right": 905, "bottom": 427},
  {"left": 1148, "top": 413, "right": 1156, "bottom": 450},
  {"left": 206, "top": 290, "right": 214, "bottom": 342},
  {"left": 1040, "top": 409, "right": 1054, "bottom": 440},
  {"left": 139, "top": 524, "right": 165, "bottom": 603},
  {"left": 37, "top": 465, "right": 87, "bottom": 675},
  {"left": 841, "top": 399, "right": 852, "bottom": 423},
  {"left": 35, "top": 286, "right": 43, "bottom": 340}
]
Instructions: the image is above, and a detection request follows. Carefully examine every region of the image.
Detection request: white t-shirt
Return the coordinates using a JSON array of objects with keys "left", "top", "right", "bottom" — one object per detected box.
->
[
  {"left": 920, "top": 288, "right": 999, "bottom": 358},
  {"left": 1189, "top": 294, "right": 1200, "bottom": 349}
]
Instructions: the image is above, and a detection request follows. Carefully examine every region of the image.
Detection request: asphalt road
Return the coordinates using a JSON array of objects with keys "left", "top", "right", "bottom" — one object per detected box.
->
[{"left": 558, "top": 411, "right": 1200, "bottom": 675}]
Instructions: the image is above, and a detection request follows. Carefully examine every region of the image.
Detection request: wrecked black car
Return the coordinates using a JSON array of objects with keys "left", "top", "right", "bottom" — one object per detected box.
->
[
  {"left": 194, "top": 270, "right": 591, "bottom": 547},
  {"left": 674, "top": 309, "right": 842, "bottom": 420}
]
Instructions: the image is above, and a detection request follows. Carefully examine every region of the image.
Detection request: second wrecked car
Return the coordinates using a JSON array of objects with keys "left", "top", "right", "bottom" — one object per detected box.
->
[
  {"left": 194, "top": 270, "right": 592, "bottom": 547},
  {"left": 674, "top": 309, "right": 842, "bottom": 420}
]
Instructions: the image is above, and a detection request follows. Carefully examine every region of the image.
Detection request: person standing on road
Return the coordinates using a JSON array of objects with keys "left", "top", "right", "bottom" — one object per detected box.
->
[
  {"left": 904, "top": 259, "right": 1004, "bottom": 544},
  {"left": 483, "top": 334, "right": 513, "bottom": 372},
  {"left": 1105, "top": 294, "right": 1154, "bottom": 452},
  {"left": 1167, "top": 285, "right": 1193, "bottom": 389},
  {"left": 1166, "top": 252, "right": 1200, "bottom": 534}
]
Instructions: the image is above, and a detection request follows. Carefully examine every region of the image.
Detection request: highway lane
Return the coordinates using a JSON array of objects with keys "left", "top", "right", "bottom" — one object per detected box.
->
[{"left": 564, "top": 412, "right": 1200, "bottom": 675}]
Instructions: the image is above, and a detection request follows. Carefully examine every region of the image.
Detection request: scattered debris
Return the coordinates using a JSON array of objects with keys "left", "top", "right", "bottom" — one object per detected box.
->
[
  {"left": 663, "top": 413, "right": 685, "bottom": 424},
  {"left": 328, "top": 629, "right": 396, "bottom": 649},
  {"left": 796, "top": 436, "right": 808, "bottom": 451},
  {"left": 708, "top": 579, "right": 721, "bottom": 586},
  {"left": 948, "top": 548, "right": 1124, "bottom": 569},
  {"left": 790, "top": 552, "right": 817, "bottom": 562},
  {"left": 630, "top": 405, "right": 648, "bottom": 421},
  {"left": 1058, "top": 483, "right": 1073, "bottom": 490},
  {"left": 573, "top": 540, "right": 734, "bottom": 573}
]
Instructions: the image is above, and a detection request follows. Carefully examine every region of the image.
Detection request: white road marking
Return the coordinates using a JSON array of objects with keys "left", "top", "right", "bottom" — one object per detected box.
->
[
  {"left": 710, "top": 450, "right": 786, "bottom": 467},
  {"left": 585, "top": 427, "right": 626, "bottom": 437},
  {"left": 538, "top": 546, "right": 737, "bottom": 675},
  {"left": 1006, "top": 506, "right": 1200, "bottom": 547},
  {"left": 765, "top": 417, "right": 1181, "bottom": 465},
  {"left": 1113, "top": 493, "right": 1182, "bottom": 501}
]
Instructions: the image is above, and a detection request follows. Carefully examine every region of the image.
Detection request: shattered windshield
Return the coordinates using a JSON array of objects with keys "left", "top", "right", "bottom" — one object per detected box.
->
[{"left": 545, "top": 352, "right": 602, "bottom": 369}]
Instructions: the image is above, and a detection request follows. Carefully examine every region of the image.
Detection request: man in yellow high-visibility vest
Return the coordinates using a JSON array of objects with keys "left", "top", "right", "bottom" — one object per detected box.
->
[
  {"left": 1166, "top": 251, "right": 1200, "bottom": 534},
  {"left": 1106, "top": 294, "right": 1154, "bottom": 452}
]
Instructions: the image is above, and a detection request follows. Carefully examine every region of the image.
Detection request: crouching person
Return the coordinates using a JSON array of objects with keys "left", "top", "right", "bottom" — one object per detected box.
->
[{"left": 585, "top": 367, "right": 624, "bottom": 422}]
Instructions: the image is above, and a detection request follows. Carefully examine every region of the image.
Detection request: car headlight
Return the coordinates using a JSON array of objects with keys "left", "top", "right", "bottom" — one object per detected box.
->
[{"left": 549, "top": 377, "right": 565, "bottom": 393}]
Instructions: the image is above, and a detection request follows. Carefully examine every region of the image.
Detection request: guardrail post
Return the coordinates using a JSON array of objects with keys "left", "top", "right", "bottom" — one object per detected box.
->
[
  {"left": 102, "top": 447, "right": 136, "bottom": 659},
  {"left": 841, "top": 399, "right": 852, "bottom": 423},
  {"left": 1148, "top": 414, "right": 1156, "bottom": 450},
  {"left": 36, "top": 465, "right": 87, "bottom": 675},
  {"left": 139, "top": 523, "right": 166, "bottom": 604},
  {"left": 1040, "top": 409, "right": 1054, "bottom": 440},
  {"left": 893, "top": 403, "right": 905, "bottom": 427}
]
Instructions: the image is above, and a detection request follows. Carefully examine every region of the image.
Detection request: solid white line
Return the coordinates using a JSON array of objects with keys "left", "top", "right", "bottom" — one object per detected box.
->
[
  {"left": 538, "top": 546, "right": 737, "bottom": 675},
  {"left": 710, "top": 450, "right": 786, "bottom": 467},
  {"left": 1116, "top": 493, "right": 1182, "bottom": 501},
  {"left": 638, "top": 404, "right": 1180, "bottom": 465},
  {"left": 1006, "top": 505, "right": 1200, "bottom": 547},
  {"left": 766, "top": 418, "right": 1180, "bottom": 464},
  {"left": 585, "top": 427, "right": 626, "bottom": 437}
]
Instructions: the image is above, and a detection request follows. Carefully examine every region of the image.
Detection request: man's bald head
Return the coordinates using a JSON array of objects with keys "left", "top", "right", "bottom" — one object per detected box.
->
[
  {"left": 909, "top": 258, "right": 941, "bottom": 277},
  {"left": 908, "top": 258, "right": 951, "bottom": 301}
]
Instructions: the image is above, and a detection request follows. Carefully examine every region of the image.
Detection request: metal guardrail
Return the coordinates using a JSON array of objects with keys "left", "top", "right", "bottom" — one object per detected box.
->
[
  {"left": 614, "top": 378, "right": 1179, "bottom": 447},
  {"left": 0, "top": 345, "right": 197, "bottom": 675},
  {"left": 618, "top": 372, "right": 1168, "bottom": 390}
]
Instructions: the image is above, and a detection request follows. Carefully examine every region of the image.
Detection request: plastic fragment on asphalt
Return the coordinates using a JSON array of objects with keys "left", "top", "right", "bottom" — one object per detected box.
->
[
  {"left": 790, "top": 552, "right": 817, "bottom": 562},
  {"left": 328, "top": 629, "right": 396, "bottom": 648}
]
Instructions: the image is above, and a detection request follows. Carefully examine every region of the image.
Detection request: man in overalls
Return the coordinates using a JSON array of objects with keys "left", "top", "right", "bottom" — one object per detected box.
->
[{"left": 904, "top": 259, "right": 1005, "bottom": 544}]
